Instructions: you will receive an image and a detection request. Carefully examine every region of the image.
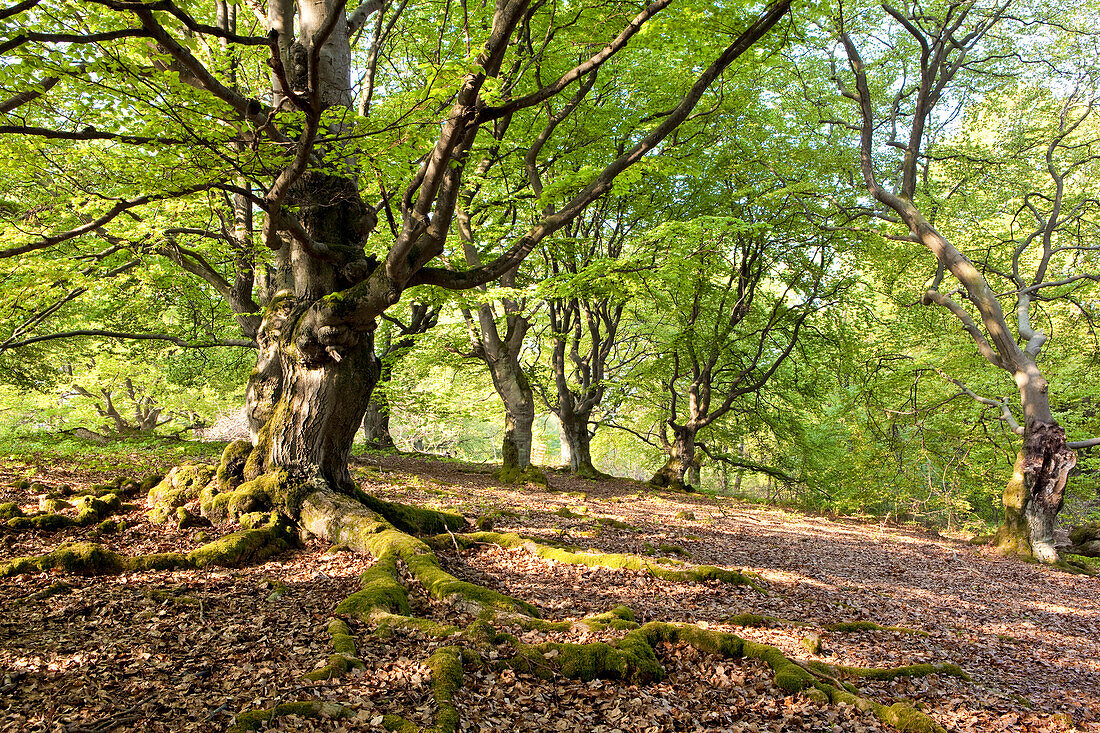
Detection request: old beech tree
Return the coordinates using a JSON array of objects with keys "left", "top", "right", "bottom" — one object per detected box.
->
[
  {"left": 0, "top": 0, "right": 793, "bottom": 528},
  {"left": 835, "top": 0, "right": 1099, "bottom": 563}
]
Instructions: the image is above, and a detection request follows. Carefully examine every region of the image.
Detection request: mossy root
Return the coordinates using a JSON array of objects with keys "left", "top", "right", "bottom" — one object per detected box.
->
[
  {"left": 0, "top": 516, "right": 294, "bottom": 577},
  {"left": 228, "top": 701, "right": 354, "bottom": 732},
  {"left": 455, "top": 531, "right": 766, "bottom": 593}
]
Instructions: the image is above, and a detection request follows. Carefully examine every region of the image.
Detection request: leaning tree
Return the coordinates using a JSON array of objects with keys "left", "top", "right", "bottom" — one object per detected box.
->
[{"left": 830, "top": 0, "right": 1100, "bottom": 563}]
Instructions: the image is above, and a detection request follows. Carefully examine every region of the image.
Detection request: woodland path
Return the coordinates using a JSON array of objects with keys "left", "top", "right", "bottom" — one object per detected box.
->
[{"left": 0, "top": 448, "right": 1097, "bottom": 732}]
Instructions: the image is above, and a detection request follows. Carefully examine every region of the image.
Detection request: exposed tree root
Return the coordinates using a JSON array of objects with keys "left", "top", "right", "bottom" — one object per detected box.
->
[
  {"left": 3, "top": 476, "right": 155, "bottom": 532},
  {"left": 447, "top": 531, "right": 768, "bottom": 593},
  {"left": 303, "top": 618, "right": 366, "bottom": 681},
  {"left": 132, "top": 461, "right": 968, "bottom": 733},
  {"left": 227, "top": 700, "right": 355, "bottom": 733},
  {"left": 825, "top": 620, "right": 930, "bottom": 636},
  {"left": 493, "top": 464, "right": 549, "bottom": 488},
  {"left": 0, "top": 514, "right": 294, "bottom": 577}
]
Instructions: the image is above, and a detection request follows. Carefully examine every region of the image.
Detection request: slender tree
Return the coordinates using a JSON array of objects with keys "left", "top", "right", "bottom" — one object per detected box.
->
[{"left": 833, "top": 0, "right": 1099, "bottom": 562}]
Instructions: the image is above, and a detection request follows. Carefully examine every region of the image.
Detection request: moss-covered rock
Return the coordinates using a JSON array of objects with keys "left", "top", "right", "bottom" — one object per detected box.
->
[{"left": 176, "top": 506, "right": 212, "bottom": 530}]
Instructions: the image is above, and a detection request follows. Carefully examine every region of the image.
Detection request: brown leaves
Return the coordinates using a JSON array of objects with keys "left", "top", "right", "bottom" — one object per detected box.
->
[{"left": 4, "top": 451, "right": 1100, "bottom": 732}]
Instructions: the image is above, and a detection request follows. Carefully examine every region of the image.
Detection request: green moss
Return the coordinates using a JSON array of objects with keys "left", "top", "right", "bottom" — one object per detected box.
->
[
  {"left": 460, "top": 531, "right": 765, "bottom": 592},
  {"left": 657, "top": 543, "right": 690, "bottom": 557},
  {"left": 203, "top": 477, "right": 272, "bottom": 521},
  {"left": 581, "top": 606, "right": 639, "bottom": 632},
  {"left": 509, "top": 638, "right": 663, "bottom": 684},
  {"left": 810, "top": 660, "right": 970, "bottom": 682},
  {"left": 641, "top": 621, "right": 745, "bottom": 658},
  {"left": 354, "top": 490, "right": 465, "bottom": 535},
  {"left": 147, "top": 464, "right": 215, "bottom": 524},
  {"left": 138, "top": 473, "right": 163, "bottom": 492},
  {"left": 217, "top": 439, "right": 253, "bottom": 491},
  {"left": 336, "top": 551, "right": 411, "bottom": 617},
  {"left": 0, "top": 502, "right": 23, "bottom": 520},
  {"left": 186, "top": 518, "right": 293, "bottom": 568},
  {"left": 38, "top": 497, "right": 70, "bottom": 513},
  {"left": 596, "top": 516, "right": 636, "bottom": 530},
  {"left": 406, "top": 545, "right": 539, "bottom": 616},
  {"left": 303, "top": 653, "right": 363, "bottom": 681},
  {"left": 675, "top": 510, "right": 696, "bottom": 520},
  {"left": 372, "top": 611, "right": 462, "bottom": 638},
  {"left": 877, "top": 702, "right": 946, "bottom": 733},
  {"left": 726, "top": 613, "right": 769, "bottom": 627},
  {"left": 243, "top": 409, "right": 277, "bottom": 481},
  {"left": 741, "top": 640, "right": 815, "bottom": 692},
  {"left": 495, "top": 464, "right": 549, "bottom": 487},
  {"left": 427, "top": 646, "right": 464, "bottom": 733},
  {"left": 0, "top": 542, "right": 125, "bottom": 577},
  {"left": 228, "top": 701, "right": 354, "bottom": 732},
  {"left": 382, "top": 715, "right": 419, "bottom": 733}
]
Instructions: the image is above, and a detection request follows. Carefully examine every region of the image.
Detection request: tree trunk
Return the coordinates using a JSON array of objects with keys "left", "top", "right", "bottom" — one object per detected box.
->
[
  {"left": 246, "top": 317, "right": 378, "bottom": 491},
  {"left": 994, "top": 421, "right": 1075, "bottom": 564},
  {"left": 650, "top": 427, "right": 697, "bottom": 491},
  {"left": 361, "top": 395, "right": 395, "bottom": 449},
  {"left": 559, "top": 421, "right": 572, "bottom": 466},
  {"left": 559, "top": 408, "right": 599, "bottom": 478},
  {"left": 497, "top": 373, "right": 535, "bottom": 472},
  {"left": 361, "top": 354, "right": 396, "bottom": 449}
]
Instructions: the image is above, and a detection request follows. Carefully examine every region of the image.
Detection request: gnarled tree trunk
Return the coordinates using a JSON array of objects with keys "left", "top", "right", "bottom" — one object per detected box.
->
[
  {"left": 650, "top": 426, "right": 698, "bottom": 491},
  {"left": 558, "top": 405, "right": 598, "bottom": 478}
]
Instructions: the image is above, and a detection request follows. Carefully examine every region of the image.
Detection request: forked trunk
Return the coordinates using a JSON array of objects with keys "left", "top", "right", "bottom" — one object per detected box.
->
[{"left": 650, "top": 427, "right": 697, "bottom": 491}]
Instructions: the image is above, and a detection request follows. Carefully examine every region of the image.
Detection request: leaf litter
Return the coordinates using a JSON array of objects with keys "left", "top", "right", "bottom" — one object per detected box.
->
[{"left": 0, "top": 450, "right": 1096, "bottom": 732}]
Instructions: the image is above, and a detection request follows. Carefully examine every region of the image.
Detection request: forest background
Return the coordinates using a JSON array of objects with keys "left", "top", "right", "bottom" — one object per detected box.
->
[{"left": 1, "top": 0, "right": 1100, "bottom": 553}]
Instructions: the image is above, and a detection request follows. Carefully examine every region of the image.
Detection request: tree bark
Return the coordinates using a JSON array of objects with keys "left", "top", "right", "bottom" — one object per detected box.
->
[
  {"left": 361, "top": 394, "right": 395, "bottom": 449},
  {"left": 650, "top": 426, "right": 697, "bottom": 491},
  {"left": 495, "top": 363, "right": 536, "bottom": 472},
  {"left": 558, "top": 406, "right": 599, "bottom": 478}
]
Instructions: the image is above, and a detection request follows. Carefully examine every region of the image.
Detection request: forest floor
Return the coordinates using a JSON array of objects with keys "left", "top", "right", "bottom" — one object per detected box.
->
[{"left": 0, "top": 442, "right": 1098, "bottom": 733}]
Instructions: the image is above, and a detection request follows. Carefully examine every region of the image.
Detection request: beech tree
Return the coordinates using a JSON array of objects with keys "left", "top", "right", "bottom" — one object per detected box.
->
[
  {"left": 360, "top": 301, "right": 440, "bottom": 449},
  {"left": 0, "top": 0, "right": 795, "bottom": 540},
  {"left": 831, "top": 0, "right": 1100, "bottom": 563},
  {"left": 621, "top": 201, "right": 836, "bottom": 490},
  {"left": 536, "top": 198, "right": 641, "bottom": 479}
]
